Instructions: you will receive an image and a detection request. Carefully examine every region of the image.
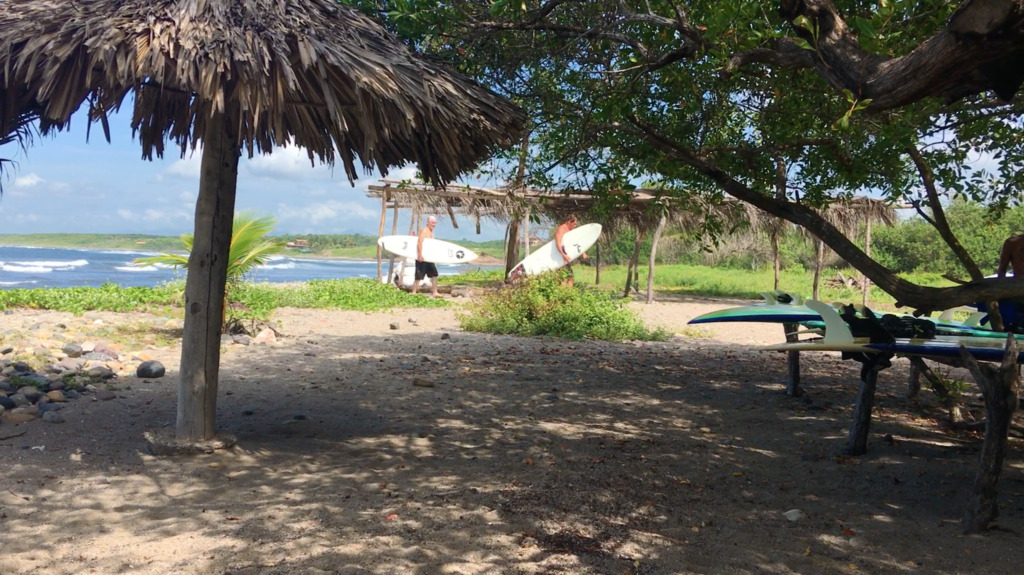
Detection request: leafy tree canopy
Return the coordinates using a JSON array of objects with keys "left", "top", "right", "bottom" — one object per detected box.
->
[{"left": 349, "top": 0, "right": 1024, "bottom": 312}]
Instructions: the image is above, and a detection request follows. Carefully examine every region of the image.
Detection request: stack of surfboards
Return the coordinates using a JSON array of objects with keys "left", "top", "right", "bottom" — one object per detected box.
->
[{"left": 689, "top": 292, "right": 1024, "bottom": 362}]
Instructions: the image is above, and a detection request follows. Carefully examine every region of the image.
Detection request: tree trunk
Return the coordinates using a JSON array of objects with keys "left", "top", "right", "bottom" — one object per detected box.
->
[
  {"left": 505, "top": 217, "right": 521, "bottom": 277},
  {"left": 960, "top": 336, "right": 1020, "bottom": 534},
  {"left": 624, "top": 231, "right": 644, "bottom": 297},
  {"left": 177, "top": 109, "right": 240, "bottom": 442},
  {"left": 646, "top": 214, "right": 667, "bottom": 304},
  {"left": 862, "top": 218, "right": 871, "bottom": 306},
  {"left": 773, "top": 154, "right": 786, "bottom": 291},
  {"left": 812, "top": 239, "right": 824, "bottom": 301}
]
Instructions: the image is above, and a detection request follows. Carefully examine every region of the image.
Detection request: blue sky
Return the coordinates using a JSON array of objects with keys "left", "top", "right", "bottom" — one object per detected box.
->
[{"left": 0, "top": 110, "right": 511, "bottom": 242}]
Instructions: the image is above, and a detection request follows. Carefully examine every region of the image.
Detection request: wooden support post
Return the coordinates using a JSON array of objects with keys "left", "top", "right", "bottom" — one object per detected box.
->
[
  {"left": 960, "top": 336, "right": 1020, "bottom": 534},
  {"left": 177, "top": 108, "right": 239, "bottom": 443},
  {"left": 376, "top": 189, "right": 388, "bottom": 282},
  {"left": 386, "top": 199, "right": 399, "bottom": 282},
  {"left": 844, "top": 354, "right": 892, "bottom": 456},
  {"left": 908, "top": 357, "right": 922, "bottom": 397},
  {"left": 782, "top": 322, "right": 801, "bottom": 396}
]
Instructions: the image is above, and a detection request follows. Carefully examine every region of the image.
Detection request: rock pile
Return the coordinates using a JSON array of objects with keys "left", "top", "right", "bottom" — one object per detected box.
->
[{"left": 0, "top": 313, "right": 173, "bottom": 425}]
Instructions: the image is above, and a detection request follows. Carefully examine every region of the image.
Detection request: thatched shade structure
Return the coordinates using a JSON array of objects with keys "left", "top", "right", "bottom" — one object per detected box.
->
[{"left": 0, "top": 0, "right": 525, "bottom": 445}]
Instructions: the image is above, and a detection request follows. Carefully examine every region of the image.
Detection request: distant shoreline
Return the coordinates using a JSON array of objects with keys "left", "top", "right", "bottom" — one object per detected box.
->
[{"left": 0, "top": 242, "right": 506, "bottom": 267}]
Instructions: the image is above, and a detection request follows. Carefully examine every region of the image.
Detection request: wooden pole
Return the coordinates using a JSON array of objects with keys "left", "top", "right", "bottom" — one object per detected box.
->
[
  {"left": 177, "top": 107, "right": 240, "bottom": 442},
  {"left": 376, "top": 189, "right": 388, "bottom": 282},
  {"left": 387, "top": 198, "right": 399, "bottom": 282}
]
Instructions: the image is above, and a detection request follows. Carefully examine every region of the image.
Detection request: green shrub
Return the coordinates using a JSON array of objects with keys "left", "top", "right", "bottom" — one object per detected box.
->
[{"left": 458, "top": 273, "right": 668, "bottom": 341}]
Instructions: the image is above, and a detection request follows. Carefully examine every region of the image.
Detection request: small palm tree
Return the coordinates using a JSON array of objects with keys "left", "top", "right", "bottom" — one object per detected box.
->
[{"left": 135, "top": 210, "right": 286, "bottom": 311}]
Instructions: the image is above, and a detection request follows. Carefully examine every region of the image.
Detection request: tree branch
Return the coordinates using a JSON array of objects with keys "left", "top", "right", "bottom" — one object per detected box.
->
[{"left": 776, "top": 0, "right": 1024, "bottom": 110}]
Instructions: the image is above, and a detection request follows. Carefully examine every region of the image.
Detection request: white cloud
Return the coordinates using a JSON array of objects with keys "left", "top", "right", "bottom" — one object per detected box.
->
[
  {"left": 13, "top": 173, "right": 43, "bottom": 187},
  {"left": 275, "top": 200, "right": 378, "bottom": 227},
  {"left": 245, "top": 146, "right": 330, "bottom": 180},
  {"left": 160, "top": 154, "right": 202, "bottom": 180}
]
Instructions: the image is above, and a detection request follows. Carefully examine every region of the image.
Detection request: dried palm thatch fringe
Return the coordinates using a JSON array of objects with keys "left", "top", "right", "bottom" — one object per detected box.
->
[{"left": 0, "top": 0, "right": 526, "bottom": 184}]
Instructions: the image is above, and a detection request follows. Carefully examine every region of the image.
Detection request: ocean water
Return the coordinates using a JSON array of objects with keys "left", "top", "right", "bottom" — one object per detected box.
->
[{"left": 0, "top": 245, "right": 489, "bottom": 289}]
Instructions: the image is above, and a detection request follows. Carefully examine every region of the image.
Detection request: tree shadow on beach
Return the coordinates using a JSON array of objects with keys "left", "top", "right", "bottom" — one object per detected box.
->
[{"left": 1, "top": 329, "right": 1020, "bottom": 575}]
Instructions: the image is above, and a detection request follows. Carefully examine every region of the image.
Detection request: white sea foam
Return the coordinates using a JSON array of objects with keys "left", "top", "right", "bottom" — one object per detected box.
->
[
  {"left": 258, "top": 261, "right": 297, "bottom": 270},
  {"left": 124, "top": 261, "right": 177, "bottom": 270},
  {"left": 1, "top": 263, "right": 53, "bottom": 273},
  {"left": 8, "top": 258, "right": 89, "bottom": 268}
]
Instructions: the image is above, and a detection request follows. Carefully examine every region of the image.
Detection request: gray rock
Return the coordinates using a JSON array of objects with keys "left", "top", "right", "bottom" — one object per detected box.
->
[
  {"left": 95, "top": 389, "right": 117, "bottom": 401},
  {"left": 0, "top": 345, "right": 14, "bottom": 355},
  {"left": 46, "top": 380, "right": 66, "bottom": 391},
  {"left": 92, "top": 343, "right": 119, "bottom": 360},
  {"left": 37, "top": 401, "right": 64, "bottom": 413},
  {"left": 0, "top": 395, "right": 16, "bottom": 410},
  {"left": 783, "top": 509, "right": 807, "bottom": 522},
  {"left": 62, "top": 343, "right": 84, "bottom": 358},
  {"left": 64, "top": 389, "right": 81, "bottom": 399},
  {"left": 15, "top": 384, "right": 41, "bottom": 403},
  {"left": 137, "top": 361, "right": 166, "bottom": 379},
  {"left": 86, "top": 365, "right": 114, "bottom": 379},
  {"left": 11, "top": 392, "right": 33, "bottom": 406},
  {"left": 42, "top": 410, "right": 66, "bottom": 423},
  {"left": 59, "top": 358, "right": 86, "bottom": 372},
  {"left": 42, "top": 363, "right": 66, "bottom": 374},
  {"left": 390, "top": 322, "right": 400, "bottom": 330},
  {"left": 232, "top": 334, "right": 251, "bottom": 346}
]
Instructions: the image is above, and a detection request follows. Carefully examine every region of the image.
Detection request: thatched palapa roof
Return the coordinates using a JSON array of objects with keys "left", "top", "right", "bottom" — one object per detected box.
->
[{"left": 0, "top": 0, "right": 526, "bottom": 184}]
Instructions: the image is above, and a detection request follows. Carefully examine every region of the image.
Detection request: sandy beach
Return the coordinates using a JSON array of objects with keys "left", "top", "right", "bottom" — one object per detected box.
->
[{"left": 1, "top": 295, "right": 1021, "bottom": 574}]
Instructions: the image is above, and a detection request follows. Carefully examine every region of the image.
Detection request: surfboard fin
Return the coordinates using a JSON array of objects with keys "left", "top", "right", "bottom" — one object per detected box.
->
[{"left": 805, "top": 300, "right": 855, "bottom": 346}]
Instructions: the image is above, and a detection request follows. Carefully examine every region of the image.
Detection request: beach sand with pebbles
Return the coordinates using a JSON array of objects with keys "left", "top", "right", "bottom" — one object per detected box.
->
[{"left": 1, "top": 295, "right": 1022, "bottom": 575}]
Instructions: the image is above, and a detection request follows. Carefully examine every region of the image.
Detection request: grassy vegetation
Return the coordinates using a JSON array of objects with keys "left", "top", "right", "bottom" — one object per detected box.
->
[
  {"left": 458, "top": 273, "right": 669, "bottom": 341},
  {"left": 228, "top": 278, "right": 448, "bottom": 321},
  {"left": 573, "top": 264, "right": 954, "bottom": 312},
  {"left": 0, "top": 233, "right": 185, "bottom": 252}
]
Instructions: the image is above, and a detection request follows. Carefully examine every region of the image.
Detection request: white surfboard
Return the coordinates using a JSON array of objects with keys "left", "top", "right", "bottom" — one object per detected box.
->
[
  {"left": 378, "top": 235, "right": 478, "bottom": 264},
  {"left": 508, "top": 223, "right": 602, "bottom": 279}
]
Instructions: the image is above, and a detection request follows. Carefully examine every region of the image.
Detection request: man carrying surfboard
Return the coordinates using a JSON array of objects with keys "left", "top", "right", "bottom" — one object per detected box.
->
[
  {"left": 554, "top": 214, "right": 589, "bottom": 286},
  {"left": 412, "top": 215, "right": 440, "bottom": 297}
]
